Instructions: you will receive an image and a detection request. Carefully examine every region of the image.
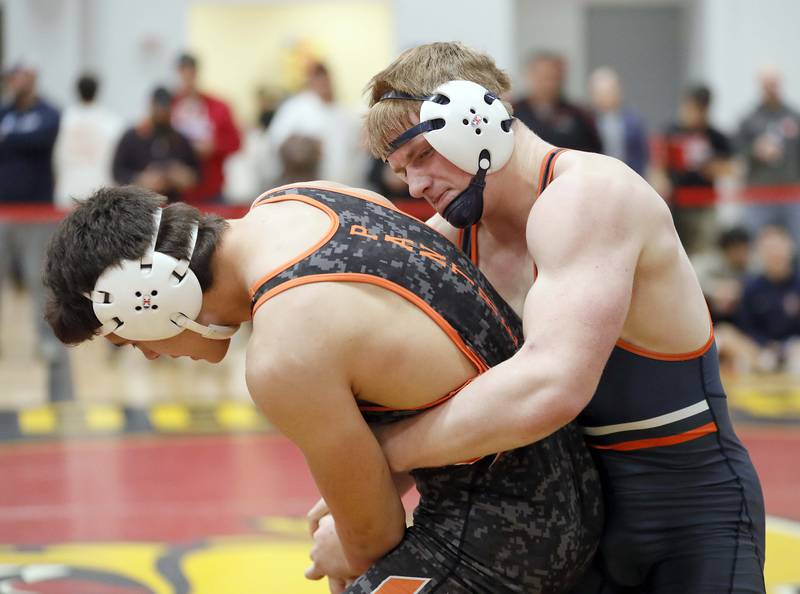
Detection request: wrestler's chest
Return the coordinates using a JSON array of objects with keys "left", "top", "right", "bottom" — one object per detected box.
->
[{"left": 476, "top": 249, "right": 534, "bottom": 317}]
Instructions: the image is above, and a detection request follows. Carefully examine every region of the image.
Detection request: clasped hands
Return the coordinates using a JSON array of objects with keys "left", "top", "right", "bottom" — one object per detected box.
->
[{"left": 305, "top": 498, "right": 357, "bottom": 594}]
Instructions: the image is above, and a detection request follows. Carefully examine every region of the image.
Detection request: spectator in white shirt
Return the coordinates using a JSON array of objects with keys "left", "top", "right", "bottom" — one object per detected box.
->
[
  {"left": 54, "top": 74, "right": 122, "bottom": 207},
  {"left": 266, "top": 63, "right": 366, "bottom": 186}
]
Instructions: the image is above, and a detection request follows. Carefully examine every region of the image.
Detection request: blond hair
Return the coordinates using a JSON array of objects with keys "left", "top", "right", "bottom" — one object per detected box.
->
[{"left": 364, "top": 42, "right": 512, "bottom": 161}]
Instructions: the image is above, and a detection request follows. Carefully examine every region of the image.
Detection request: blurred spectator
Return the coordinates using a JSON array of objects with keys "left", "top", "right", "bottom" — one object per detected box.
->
[
  {"left": 737, "top": 223, "right": 800, "bottom": 373},
  {"left": 738, "top": 65, "right": 800, "bottom": 238},
  {"left": 0, "top": 61, "right": 72, "bottom": 400},
  {"left": 53, "top": 73, "right": 122, "bottom": 207},
  {"left": 256, "top": 86, "right": 280, "bottom": 131},
  {"left": 172, "top": 53, "right": 241, "bottom": 204},
  {"left": 513, "top": 52, "right": 602, "bottom": 152},
  {"left": 693, "top": 226, "right": 759, "bottom": 374},
  {"left": 223, "top": 86, "right": 287, "bottom": 203},
  {"left": 0, "top": 62, "right": 60, "bottom": 203},
  {"left": 653, "top": 84, "right": 734, "bottom": 254},
  {"left": 267, "top": 62, "right": 364, "bottom": 186},
  {"left": 112, "top": 87, "right": 199, "bottom": 202},
  {"left": 278, "top": 134, "right": 321, "bottom": 185},
  {"left": 589, "top": 67, "right": 648, "bottom": 176},
  {"left": 692, "top": 226, "right": 753, "bottom": 324},
  {"left": 367, "top": 158, "right": 410, "bottom": 201}
]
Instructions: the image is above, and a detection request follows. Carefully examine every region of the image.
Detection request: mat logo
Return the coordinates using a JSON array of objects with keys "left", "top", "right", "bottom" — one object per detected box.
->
[{"left": 0, "top": 563, "right": 156, "bottom": 593}]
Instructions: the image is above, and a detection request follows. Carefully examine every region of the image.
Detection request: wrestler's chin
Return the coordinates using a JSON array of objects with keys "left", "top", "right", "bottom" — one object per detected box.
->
[{"left": 201, "top": 340, "right": 231, "bottom": 364}]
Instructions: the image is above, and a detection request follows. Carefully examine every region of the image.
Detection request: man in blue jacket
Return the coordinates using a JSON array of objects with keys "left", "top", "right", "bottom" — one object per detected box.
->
[
  {"left": 0, "top": 61, "right": 72, "bottom": 401},
  {"left": 0, "top": 62, "right": 60, "bottom": 202}
]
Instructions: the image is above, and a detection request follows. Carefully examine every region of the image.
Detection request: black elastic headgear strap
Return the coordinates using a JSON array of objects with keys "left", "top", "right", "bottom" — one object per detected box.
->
[
  {"left": 388, "top": 119, "right": 444, "bottom": 152},
  {"left": 378, "top": 89, "right": 450, "bottom": 154},
  {"left": 377, "top": 87, "right": 505, "bottom": 228}
]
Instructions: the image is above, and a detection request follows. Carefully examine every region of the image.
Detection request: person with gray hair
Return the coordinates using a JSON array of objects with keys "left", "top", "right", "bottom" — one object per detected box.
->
[
  {"left": 589, "top": 67, "right": 649, "bottom": 176},
  {"left": 738, "top": 65, "right": 800, "bottom": 239}
]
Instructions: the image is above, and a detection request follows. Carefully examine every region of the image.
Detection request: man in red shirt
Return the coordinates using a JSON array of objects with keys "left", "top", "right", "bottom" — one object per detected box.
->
[{"left": 172, "top": 53, "right": 241, "bottom": 204}]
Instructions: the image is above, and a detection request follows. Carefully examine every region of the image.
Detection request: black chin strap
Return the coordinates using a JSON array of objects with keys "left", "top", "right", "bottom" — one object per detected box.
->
[{"left": 441, "top": 149, "right": 491, "bottom": 229}]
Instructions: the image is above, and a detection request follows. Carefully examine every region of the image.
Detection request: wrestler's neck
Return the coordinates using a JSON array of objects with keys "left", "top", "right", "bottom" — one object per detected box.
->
[
  {"left": 481, "top": 127, "right": 553, "bottom": 240},
  {"left": 196, "top": 219, "right": 253, "bottom": 328}
]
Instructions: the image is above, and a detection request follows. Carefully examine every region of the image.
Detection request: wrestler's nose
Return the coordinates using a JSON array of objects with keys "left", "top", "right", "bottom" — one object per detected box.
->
[{"left": 407, "top": 170, "right": 432, "bottom": 201}]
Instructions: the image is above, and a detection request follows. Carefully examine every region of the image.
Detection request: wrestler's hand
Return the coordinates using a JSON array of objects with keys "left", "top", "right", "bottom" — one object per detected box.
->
[
  {"left": 307, "top": 497, "right": 330, "bottom": 535},
  {"left": 328, "top": 577, "right": 348, "bottom": 594},
  {"left": 305, "top": 514, "right": 356, "bottom": 583}
]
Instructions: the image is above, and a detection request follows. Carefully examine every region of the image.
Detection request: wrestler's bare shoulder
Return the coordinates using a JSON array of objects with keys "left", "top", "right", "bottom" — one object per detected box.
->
[
  {"left": 247, "top": 280, "right": 475, "bottom": 410},
  {"left": 548, "top": 151, "right": 671, "bottom": 231}
]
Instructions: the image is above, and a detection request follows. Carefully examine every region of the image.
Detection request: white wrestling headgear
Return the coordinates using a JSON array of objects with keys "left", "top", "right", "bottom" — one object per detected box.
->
[
  {"left": 380, "top": 80, "right": 515, "bottom": 228},
  {"left": 85, "top": 208, "right": 239, "bottom": 342}
]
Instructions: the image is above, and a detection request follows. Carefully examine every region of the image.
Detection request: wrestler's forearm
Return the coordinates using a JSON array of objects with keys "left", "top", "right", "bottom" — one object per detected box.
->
[{"left": 377, "top": 350, "right": 582, "bottom": 472}]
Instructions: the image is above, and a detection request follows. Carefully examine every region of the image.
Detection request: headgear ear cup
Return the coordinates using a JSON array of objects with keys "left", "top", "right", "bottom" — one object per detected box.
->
[
  {"left": 380, "top": 80, "right": 514, "bottom": 228},
  {"left": 86, "top": 209, "right": 238, "bottom": 341},
  {"left": 419, "top": 81, "right": 514, "bottom": 174}
]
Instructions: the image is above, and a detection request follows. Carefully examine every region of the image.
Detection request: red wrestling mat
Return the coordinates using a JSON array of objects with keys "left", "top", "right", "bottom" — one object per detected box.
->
[
  {"left": 0, "top": 428, "right": 795, "bottom": 545},
  {"left": 0, "top": 434, "right": 319, "bottom": 544}
]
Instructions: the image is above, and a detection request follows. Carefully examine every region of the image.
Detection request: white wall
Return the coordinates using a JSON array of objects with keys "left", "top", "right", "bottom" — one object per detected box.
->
[
  {"left": 1, "top": 0, "right": 188, "bottom": 123},
  {"left": 5, "top": 0, "right": 800, "bottom": 133},
  {"left": 2, "top": 0, "right": 83, "bottom": 109},
  {"left": 390, "top": 0, "right": 516, "bottom": 76},
  {"left": 514, "top": 0, "right": 585, "bottom": 99},
  {"left": 697, "top": 0, "right": 800, "bottom": 131},
  {"left": 85, "top": 0, "right": 189, "bottom": 123}
]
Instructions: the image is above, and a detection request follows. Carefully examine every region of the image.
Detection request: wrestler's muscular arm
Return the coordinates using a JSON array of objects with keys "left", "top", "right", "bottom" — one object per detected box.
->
[
  {"left": 246, "top": 298, "right": 406, "bottom": 573},
  {"left": 379, "top": 173, "right": 645, "bottom": 471}
]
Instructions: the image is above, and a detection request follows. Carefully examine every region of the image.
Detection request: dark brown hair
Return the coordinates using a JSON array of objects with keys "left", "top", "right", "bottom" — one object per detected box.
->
[{"left": 43, "top": 186, "right": 229, "bottom": 345}]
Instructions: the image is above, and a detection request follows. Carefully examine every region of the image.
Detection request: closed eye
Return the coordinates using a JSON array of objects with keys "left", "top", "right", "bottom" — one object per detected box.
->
[{"left": 415, "top": 147, "right": 433, "bottom": 163}]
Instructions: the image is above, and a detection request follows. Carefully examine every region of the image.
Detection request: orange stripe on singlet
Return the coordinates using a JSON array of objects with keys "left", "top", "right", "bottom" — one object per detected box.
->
[
  {"left": 459, "top": 149, "right": 567, "bottom": 268},
  {"left": 532, "top": 149, "right": 567, "bottom": 277},
  {"left": 536, "top": 147, "right": 568, "bottom": 196},
  {"left": 589, "top": 421, "right": 718, "bottom": 451},
  {"left": 246, "top": 194, "right": 340, "bottom": 299},
  {"left": 358, "top": 378, "right": 475, "bottom": 413},
  {"left": 251, "top": 182, "right": 416, "bottom": 218},
  {"left": 371, "top": 576, "right": 431, "bottom": 594},
  {"left": 615, "top": 324, "right": 716, "bottom": 361}
]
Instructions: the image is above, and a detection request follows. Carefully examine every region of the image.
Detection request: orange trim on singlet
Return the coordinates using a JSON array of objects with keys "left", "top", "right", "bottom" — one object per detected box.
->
[
  {"left": 358, "top": 378, "right": 474, "bottom": 413},
  {"left": 528, "top": 149, "right": 568, "bottom": 281},
  {"left": 456, "top": 225, "right": 480, "bottom": 265},
  {"left": 590, "top": 421, "right": 718, "bottom": 452},
  {"left": 246, "top": 194, "right": 339, "bottom": 299},
  {"left": 470, "top": 225, "right": 479, "bottom": 264},
  {"left": 251, "top": 272, "right": 489, "bottom": 375},
  {"left": 536, "top": 150, "right": 553, "bottom": 195},
  {"left": 372, "top": 576, "right": 430, "bottom": 594},
  {"left": 536, "top": 148, "right": 567, "bottom": 196},
  {"left": 251, "top": 182, "right": 408, "bottom": 216},
  {"left": 615, "top": 324, "right": 715, "bottom": 362}
]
